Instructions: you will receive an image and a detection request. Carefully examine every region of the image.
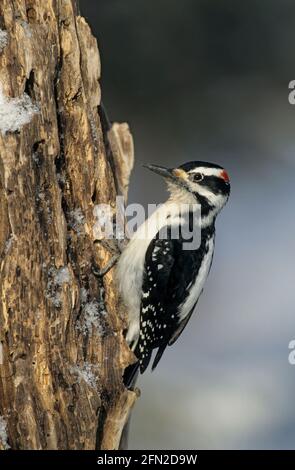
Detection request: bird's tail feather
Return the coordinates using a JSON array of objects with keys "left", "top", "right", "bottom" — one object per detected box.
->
[
  {"left": 151, "top": 344, "right": 167, "bottom": 371},
  {"left": 123, "top": 361, "right": 140, "bottom": 388}
]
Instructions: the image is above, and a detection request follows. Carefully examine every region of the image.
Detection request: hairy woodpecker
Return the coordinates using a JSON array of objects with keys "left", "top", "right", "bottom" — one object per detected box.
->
[{"left": 117, "top": 161, "right": 230, "bottom": 384}]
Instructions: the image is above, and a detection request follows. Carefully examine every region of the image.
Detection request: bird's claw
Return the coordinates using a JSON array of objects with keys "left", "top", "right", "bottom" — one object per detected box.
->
[{"left": 92, "top": 255, "right": 119, "bottom": 278}]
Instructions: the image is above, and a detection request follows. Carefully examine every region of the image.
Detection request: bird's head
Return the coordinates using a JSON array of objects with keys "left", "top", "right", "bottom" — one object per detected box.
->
[{"left": 144, "top": 161, "right": 230, "bottom": 217}]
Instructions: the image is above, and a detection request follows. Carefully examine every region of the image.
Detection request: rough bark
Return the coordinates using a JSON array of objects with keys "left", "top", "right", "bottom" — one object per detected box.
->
[{"left": 0, "top": 0, "right": 137, "bottom": 450}]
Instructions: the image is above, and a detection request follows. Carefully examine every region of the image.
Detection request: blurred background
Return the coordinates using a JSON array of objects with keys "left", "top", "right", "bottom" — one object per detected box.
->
[{"left": 81, "top": 0, "right": 295, "bottom": 449}]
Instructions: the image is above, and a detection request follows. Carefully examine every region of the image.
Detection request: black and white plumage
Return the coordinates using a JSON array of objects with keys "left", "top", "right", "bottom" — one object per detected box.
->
[{"left": 117, "top": 161, "right": 230, "bottom": 383}]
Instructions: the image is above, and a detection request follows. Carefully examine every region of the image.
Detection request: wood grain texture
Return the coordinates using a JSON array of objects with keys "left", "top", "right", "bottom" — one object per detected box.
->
[{"left": 0, "top": 0, "right": 136, "bottom": 450}]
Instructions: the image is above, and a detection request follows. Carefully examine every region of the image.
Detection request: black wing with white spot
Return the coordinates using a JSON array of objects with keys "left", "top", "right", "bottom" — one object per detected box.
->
[
  {"left": 135, "top": 228, "right": 208, "bottom": 373},
  {"left": 135, "top": 236, "right": 175, "bottom": 372}
]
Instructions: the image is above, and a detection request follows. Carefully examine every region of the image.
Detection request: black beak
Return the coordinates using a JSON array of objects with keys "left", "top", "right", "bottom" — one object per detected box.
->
[{"left": 143, "top": 164, "right": 175, "bottom": 180}]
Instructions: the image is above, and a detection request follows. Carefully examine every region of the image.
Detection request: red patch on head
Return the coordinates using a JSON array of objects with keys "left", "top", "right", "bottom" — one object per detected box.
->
[{"left": 220, "top": 169, "right": 230, "bottom": 182}]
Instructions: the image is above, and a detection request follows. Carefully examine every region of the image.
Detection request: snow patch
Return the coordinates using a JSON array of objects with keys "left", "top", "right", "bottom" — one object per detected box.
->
[
  {"left": 77, "top": 288, "right": 107, "bottom": 335},
  {"left": 0, "top": 86, "right": 38, "bottom": 134},
  {"left": 71, "top": 362, "right": 99, "bottom": 389},
  {"left": 0, "top": 416, "right": 10, "bottom": 450},
  {"left": 80, "top": 287, "right": 88, "bottom": 305},
  {"left": 20, "top": 21, "right": 32, "bottom": 39},
  {"left": 55, "top": 267, "right": 71, "bottom": 285},
  {"left": 83, "top": 300, "right": 102, "bottom": 334},
  {"left": 46, "top": 266, "right": 71, "bottom": 308},
  {"left": 69, "top": 208, "right": 85, "bottom": 235},
  {"left": 0, "top": 29, "right": 8, "bottom": 51}
]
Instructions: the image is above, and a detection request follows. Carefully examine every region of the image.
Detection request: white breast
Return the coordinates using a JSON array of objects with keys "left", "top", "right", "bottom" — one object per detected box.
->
[{"left": 116, "top": 202, "right": 187, "bottom": 346}]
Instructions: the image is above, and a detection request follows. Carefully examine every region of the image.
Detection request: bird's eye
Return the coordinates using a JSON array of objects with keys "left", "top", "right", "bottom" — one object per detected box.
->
[{"left": 192, "top": 172, "right": 204, "bottom": 182}]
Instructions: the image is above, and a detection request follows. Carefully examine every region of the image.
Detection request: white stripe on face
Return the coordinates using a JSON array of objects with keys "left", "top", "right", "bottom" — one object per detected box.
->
[{"left": 188, "top": 167, "right": 224, "bottom": 178}]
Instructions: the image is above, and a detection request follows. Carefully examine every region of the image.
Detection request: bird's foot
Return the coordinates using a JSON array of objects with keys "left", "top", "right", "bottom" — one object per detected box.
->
[
  {"left": 92, "top": 255, "right": 119, "bottom": 278},
  {"left": 94, "top": 237, "right": 126, "bottom": 255}
]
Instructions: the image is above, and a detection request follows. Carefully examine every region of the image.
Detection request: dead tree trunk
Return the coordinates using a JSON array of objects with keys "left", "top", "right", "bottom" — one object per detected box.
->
[{"left": 0, "top": 0, "right": 137, "bottom": 450}]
